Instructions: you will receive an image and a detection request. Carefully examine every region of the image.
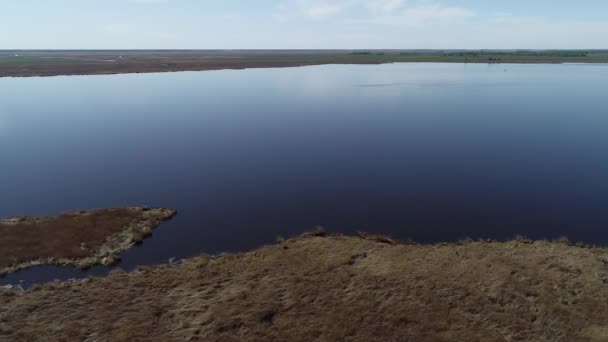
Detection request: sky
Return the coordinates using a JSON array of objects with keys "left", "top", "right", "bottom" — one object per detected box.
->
[{"left": 1, "top": 0, "right": 608, "bottom": 49}]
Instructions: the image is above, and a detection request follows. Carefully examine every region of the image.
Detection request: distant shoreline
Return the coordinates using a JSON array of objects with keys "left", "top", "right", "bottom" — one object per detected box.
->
[{"left": 2, "top": 50, "right": 608, "bottom": 78}]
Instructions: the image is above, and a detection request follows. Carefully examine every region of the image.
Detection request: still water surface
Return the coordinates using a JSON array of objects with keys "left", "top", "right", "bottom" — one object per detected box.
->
[{"left": 2, "top": 63, "right": 608, "bottom": 286}]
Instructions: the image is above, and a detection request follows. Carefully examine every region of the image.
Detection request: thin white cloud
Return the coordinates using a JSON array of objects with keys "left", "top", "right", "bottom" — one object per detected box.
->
[
  {"left": 371, "top": 3, "right": 475, "bottom": 26},
  {"left": 296, "top": 0, "right": 356, "bottom": 20},
  {"left": 282, "top": 0, "right": 474, "bottom": 25},
  {"left": 367, "top": 0, "right": 406, "bottom": 16},
  {"left": 273, "top": 3, "right": 291, "bottom": 23}
]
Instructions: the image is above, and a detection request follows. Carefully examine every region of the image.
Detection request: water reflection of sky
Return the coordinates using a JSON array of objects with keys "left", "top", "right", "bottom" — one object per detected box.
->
[{"left": 0, "top": 114, "right": 5, "bottom": 137}]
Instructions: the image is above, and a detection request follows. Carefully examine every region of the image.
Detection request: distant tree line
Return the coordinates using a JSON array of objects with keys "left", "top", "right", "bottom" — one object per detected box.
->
[
  {"left": 350, "top": 51, "right": 386, "bottom": 56},
  {"left": 442, "top": 50, "right": 589, "bottom": 58}
]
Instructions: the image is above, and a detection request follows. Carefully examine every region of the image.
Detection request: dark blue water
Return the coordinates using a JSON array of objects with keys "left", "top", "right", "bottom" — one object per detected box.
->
[{"left": 2, "top": 63, "right": 608, "bottom": 286}]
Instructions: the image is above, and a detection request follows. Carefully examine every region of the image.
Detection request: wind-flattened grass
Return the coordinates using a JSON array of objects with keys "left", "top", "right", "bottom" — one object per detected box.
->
[{"left": 3, "top": 233, "right": 608, "bottom": 341}]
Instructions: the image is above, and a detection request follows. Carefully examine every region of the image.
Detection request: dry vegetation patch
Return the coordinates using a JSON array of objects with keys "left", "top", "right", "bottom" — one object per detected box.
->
[
  {"left": 3, "top": 233, "right": 608, "bottom": 341},
  {"left": 0, "top": 207, "right": 176, "bottom": 275}
]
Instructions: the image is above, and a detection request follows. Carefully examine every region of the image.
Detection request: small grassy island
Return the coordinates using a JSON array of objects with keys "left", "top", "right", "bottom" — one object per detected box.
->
[
  {"left": 1, "top": 50, "right": 608, "bottom": 78},
  {"left": 3, "top": 231, "right": 608, "bottom": 341},
  {"left": 0, "top": 207, "right": 176, "bottom": 276}
]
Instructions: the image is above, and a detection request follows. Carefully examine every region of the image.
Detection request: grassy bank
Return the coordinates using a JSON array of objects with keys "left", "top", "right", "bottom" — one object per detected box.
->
[
  {"left": 3, "top": 232, "right": 608, "bottom": 341},
  {"left": 0, "top": 207, "right": 176, "bottom": 276}
]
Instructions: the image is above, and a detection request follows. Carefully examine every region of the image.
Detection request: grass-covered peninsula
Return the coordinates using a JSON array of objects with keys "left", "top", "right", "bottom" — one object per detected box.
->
[{"left": 0, "top": 207, "right": 176, "bottom": 276}]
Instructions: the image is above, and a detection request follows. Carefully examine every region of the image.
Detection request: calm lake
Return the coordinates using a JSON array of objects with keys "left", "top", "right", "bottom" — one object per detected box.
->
[{"left": 2, "top": 63, "right": 608, "bottom": 286}]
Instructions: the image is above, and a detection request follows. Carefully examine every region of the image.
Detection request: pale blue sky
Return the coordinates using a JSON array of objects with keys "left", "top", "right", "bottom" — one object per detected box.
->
[{"left": 2, "top": 0, "right": 608, "bottom": 49}]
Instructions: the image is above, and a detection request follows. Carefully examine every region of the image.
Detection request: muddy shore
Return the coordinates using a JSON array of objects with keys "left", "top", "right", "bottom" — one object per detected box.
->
[
  {"left": 0, "top": 207, "right": 176, "bottom": 276},
  {"left": 2, "top": 232, "right": 608, "bottom": 341}
]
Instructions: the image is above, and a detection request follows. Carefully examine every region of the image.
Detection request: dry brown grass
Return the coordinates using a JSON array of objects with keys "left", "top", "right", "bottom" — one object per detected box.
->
[
  {"left": 3, "top": 233, "right": 608, "bottom": 341},
  {"left": 0, "top": 207, "right": 176, "bottom": 275}
]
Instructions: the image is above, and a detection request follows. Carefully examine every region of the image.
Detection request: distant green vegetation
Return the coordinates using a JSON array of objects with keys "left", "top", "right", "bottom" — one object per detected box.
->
[
  {"left": 0, "top": 56, "right": 91, "bottom": 66},
  {"left": 425, "top": 50, "right": 592, "bottom": 63},
  {"left": 441, "top": 50, "right": 589, "bottom": 58},
  {"left": 285, "top": 50, "right": 608, "bottom": 65},
  {"left": 350, "top": 51, "right": 386, "bottom": 56}
]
